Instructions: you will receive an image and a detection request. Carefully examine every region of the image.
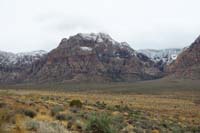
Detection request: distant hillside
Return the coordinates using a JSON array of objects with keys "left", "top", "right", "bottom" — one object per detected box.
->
[
  {"left": 0, "top": 33, "right": 200, "bottom": 84},
  {"left": 0, "top": 50, "right": 46, "bottom": 66},
  {"left": 0, "top": 50, "right": 47, "bottom": 83},
  {"left": 32, "top": 33, "right": 161, "bottom": 83},
  {"left": 167, "top": 35, "right": 200, "bottom": 79},
  {"left": 0, "top": 33, "right": 161, "bottom": 84},
  {"left": 138, "top": 48, "right": 182, "bottom": 64}
]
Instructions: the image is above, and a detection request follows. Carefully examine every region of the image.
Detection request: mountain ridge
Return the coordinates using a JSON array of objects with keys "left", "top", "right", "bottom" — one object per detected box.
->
[
  {"left": 0, "top": 33, "right": 162, "bottom": 83},
  {"left": 33, "top": 33, "right": 160, "bottom": 83},
  {"left": 167, "top": 35, "right": 200, "bottom": 79},
  {"left": 0, "top": 33, "right": 199, "bottom": 84}
]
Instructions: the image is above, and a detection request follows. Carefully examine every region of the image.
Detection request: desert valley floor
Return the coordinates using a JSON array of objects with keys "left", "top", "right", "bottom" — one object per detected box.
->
[{"left": 0, "top": 79, "right": 200, "bottom": 133}]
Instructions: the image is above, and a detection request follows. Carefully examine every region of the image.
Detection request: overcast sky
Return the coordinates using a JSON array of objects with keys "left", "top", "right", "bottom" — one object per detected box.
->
[{"left": 0, "top": 0, "right": 200, "bottom": 53}]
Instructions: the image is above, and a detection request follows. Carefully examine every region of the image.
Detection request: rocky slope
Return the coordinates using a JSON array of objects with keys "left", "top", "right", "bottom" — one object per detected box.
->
[
  {"left": 5, "top": 33, "right": 199, "bottom": 83},
  {"left": 0, "top": 50, "right": 47, "bottom": 83},
  {"left": 138, "top": 48, "right": 183, "bottom": 71},
  {"left": 31, "top": 33, "right": 161, "bottom": 83},
  {"left": 0, "top": 33, "right": 162, "bottom": 83},
  {"left": 138, "top": 48, "right": 182, "bottom": 64},
  {"left": 0, "top": 50, "right": 46, "bottom": 65},
  {"left": 167, "top": 35, "right": 200, "bottom": 78}
]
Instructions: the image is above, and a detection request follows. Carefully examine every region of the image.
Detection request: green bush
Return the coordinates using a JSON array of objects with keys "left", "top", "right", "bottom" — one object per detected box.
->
[
  {"left": 69, "top": 100, "right": 82, "bottom": 108},
  {"left": 24, "top": 109, "right": 36, "bottom": 118},
  {"left": 51, "top": 105, "right": 64, "bottom": 116},
  {"left": 26, "top": 120, "right": 39, "bottom": 131},
  {"left": 55, "top": 114, "right": 67, "bottom": 121},
  {"left": 86, "top": 113, "right": 116, "bottom": 133}
]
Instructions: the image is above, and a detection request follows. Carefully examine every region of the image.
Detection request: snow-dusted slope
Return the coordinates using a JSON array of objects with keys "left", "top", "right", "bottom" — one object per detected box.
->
[
  {"left": 0, "top": 50, "right": 47, "bottom": 66},
  {"left": 61, "top": 33, "right": 137, "bottom": 56},
  {"left": 77, "top": 33, "right": 116, "bottom": 44},
  {"left": 138, "top": 48, "right": 182, "bottom": 65}
]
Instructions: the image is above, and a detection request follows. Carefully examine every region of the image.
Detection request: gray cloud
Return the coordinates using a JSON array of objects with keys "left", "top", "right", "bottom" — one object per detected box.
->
[
  {"left": 0, "top": 0, "right": 200, "bottom": 52},
  {"left": 43, "top": 16, "right": 103, "bottom": 32}
]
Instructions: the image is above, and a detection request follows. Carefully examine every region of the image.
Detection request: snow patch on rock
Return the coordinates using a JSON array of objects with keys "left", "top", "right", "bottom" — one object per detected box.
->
[
  {"left": 80, "top": 46, "right": 92, "bottom": 51},
  {"left": 138, "top": 48, "right": 182, "bottom": 64},
  {"left": 78, "top": 33, "right": 117, "bottom": 44},
  {"left": 0, "top": 50, "right": 47, "bottom": 65}
]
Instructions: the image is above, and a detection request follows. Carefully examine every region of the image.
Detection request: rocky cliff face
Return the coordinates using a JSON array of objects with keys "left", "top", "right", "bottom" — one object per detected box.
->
[
  {"left": 31, "top": 33, "right": 161, "bottom": 83},
  {"left": 0, "top": 33, "right": 164, "bottom": 84},
  {"left": 138, "top": 48, "right": 183, "bottom": 71},
  {"left": 2, "top": 33, "right": 200, "bottom": 83},
  {"left": 167, "top": 35, "right": 200, "bottom": 78},
  {"left": 138, "top": 49, "right": 182, "bottom": 64},
  {"left": 0, "top": 50, "right": 47, "bottom": 83}
]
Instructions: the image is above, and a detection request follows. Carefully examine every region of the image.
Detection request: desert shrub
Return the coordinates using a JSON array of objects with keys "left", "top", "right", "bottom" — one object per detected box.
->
[
  {"left": 38, "top": 121, "right": 69, "bottom": 133},
  {"left": 0, "top": 102, "right": 7, "bottom": 108},
  {"left": 75, "top": 120, "right": 86, "bottom": 131},
  {"left": 41, "top": 96, "right": 50, "bottom": 101},
  {"left": 55, "top": 114, "right": 67, "bottom": 121},
  {"left": 70, "top": 107, "right": 80, "bottom": 113},
  {"left": 67, "top": 120, "right": 73, "bottom": 129},
  {"left": 0, "top": 110, "right": 7, "bottom": 125},
  {"left": 86, "top": 113, "right": 116, "bottom": 133},
  {"left": 114, "top": 104, "right": 131, "bottom": 112},
  {"left": 189, "top": 126, "right": 200, "bottom": 132},
  {"left": 70, "top": 100, "right": 82, "bottom": 108},
  {"left": 77, "top": 111, "right": 89, "bottom": 120},
  {"left": 24, "top": 109, "right": 36, "bottom": 118},
  {"left": 130, "top": 110, "right": 143, "bottom": 120},
  {"left": 95, "top": 101, "right": 106, "bottom": 109},
  {"left": 66, "top": 115, "right": 73, "bottom": 121},
  {"left": 106, "top": 105, "right": 116, "bottom": 111},
  {"left": 111, "top": 115, "right": 125, "bottom": 130},
  {"left": 0, "top": 109, "right": 12, "bottom": 122},
  {"left": 0, "top": 109, "right": 13, "bottom": 132},
  {"left": 26, "top": 120, "right": 69, "bottom": 133},
  {"left": 26, "top": 120, "right": 40, "bottom": 131},
  {"left": 51, "top": 105, "right": 64, "bottom": 116}
]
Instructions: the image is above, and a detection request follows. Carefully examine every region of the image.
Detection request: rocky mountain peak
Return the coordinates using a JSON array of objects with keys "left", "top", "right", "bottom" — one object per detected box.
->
[
  {"left": 0, "top": 33, "right": 164, "bottom": 83},
  {"left": 56, "top": 33, "right": 138, "bottom": 59},
  {"left": 194, "top": 35, "right": 200, "bottom": 43},
  {"left": 167, "top": 35, "right": 200, "bottom": 79},
  {"left": 34, "top": 33, "right": 161, "bottom": 83},
  {"left": 190, "top": 35, "right": 200, "bottom": 49},
  {"left": 76, "top": 33, "right": 115, "bottom": 43},
  {"left": 58, "top": 33, "right": 120, "bottom": 49},
  {"left": 120, "top": 42, "right": 130, "bottom": 47}
]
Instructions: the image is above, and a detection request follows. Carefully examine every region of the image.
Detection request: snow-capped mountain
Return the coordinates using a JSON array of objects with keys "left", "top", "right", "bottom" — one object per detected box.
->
[
  {"left": 60, "top": 33, "right": 137, "bottom": 56},
  {"left": 0, "top": 32, "right": 199, "bottom": 84},
  {"left": 76, "top": 33, "right": 116, "bottom": 44},
  {"left": 138, "top": 48, "right": 182, "bottom": 65},
  {"left": 0, "top": 50, "right": 47, "bottom": 66},
  {"left": 0, "top": 32, "right": 161, "bottom": 84},
  {"left": 38, "top": 32, "right": 160, "bottom": 82}
]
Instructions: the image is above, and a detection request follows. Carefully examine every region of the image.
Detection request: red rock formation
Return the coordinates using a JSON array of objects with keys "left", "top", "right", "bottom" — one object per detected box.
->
[{"left": 167, "top": 35, "right": 200, "bottom": 79}]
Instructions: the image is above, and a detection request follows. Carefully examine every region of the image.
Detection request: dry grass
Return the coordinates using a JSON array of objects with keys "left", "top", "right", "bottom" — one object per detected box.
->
[
  {"left": 0, "top": 79, "right": 200, "bottom": 132},
  {"left": 0, "top": 88, "right": 199, "bottom": 132}
]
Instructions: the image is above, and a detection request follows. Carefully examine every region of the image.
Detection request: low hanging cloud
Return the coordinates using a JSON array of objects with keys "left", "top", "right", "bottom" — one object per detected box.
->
[{"left": 0, "top": 0, "right": 200, "bottom": 52}]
